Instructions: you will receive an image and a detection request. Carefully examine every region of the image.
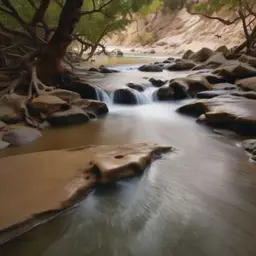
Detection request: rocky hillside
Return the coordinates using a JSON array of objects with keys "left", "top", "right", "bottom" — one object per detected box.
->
[{"left": 107, "top": 8, "right": 244, "bottom": 55}]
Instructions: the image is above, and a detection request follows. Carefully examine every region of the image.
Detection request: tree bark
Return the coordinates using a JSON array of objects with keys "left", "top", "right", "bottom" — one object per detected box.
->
[{"left": 36, "top": 0, "right": 84, "bottom": 85}]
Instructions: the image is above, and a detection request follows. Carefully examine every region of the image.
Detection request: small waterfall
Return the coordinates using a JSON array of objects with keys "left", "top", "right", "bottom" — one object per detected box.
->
[
  {"left": 112, "top": 87, "right": 158, "bottom": 105},
  {"left": 95, "top": 87, "right": 111, "bottom": 104}
]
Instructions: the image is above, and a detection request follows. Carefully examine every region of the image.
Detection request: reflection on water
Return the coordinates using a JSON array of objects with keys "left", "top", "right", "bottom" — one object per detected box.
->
[{"left": 1, "top": 60, "right": 256, "bottom": 256}]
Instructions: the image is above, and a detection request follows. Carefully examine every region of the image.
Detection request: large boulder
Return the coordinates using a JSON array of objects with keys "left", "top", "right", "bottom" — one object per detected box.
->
[
  {"left": 0, "top": 143, "right": 170, "bottom": 235},
  {"left": 182, "top": 49, "right": 194, "bottom": 60},
  {"left": 126, "top": 83, "right": 145, "bottom": 92},
  {"left": 61, "top": 82, "right": 98, "bottom": 100},
  {"left": 99, "top": 66, "right": 119, "bottom": 73},
  {"left": 213, "top": 61, "right": 256, "bottom": 80},
  {"left": 149, "top": 78, "right": 167, "bottom": 87},
  {"left": 166, "top": 59, "right": 196, "bottom": 71},
  {"left": 28, "top": 95, "right": 69, "bottom": 116},
  {"left": 178, "top": 95, "right": 256, "bottom": 135},
  {"left": 0, "top": 140, "right": 9, "bottom": 150},
  {"left": 204, "top": 53, "right": 227, "bottom": 68},
  {"left": 2, "top": 127, "right": 42, "bottom": 146},
  {"left": 215, "top": 45, "right": 230, "bottom": 57},
  {"left": 0, "top": 104, "right": 22, "bottom": 124},
  {"left": 138, "top": 64, "right": 163, "bottom": 72},
  {"left": 113, "top": 88, "right": 138, "bottom": 104},
  {"left": 46, "top": 106, "right": 90, "bottom": 126},
  {"left": 236, "top": 77, "right": 256, "bottom": 91},
  {"left": 190, "top": 47, "right": 214, "bottom": 62},
  {"left": 157, "top": 78, "right": 211, "bottom": 100},
  {"left": 73, "top": 99, "right": 109, "bottom": 116}
]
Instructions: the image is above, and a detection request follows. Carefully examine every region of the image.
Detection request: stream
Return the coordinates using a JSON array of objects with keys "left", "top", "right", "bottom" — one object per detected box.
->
[{"left": 0, "top": 56, "right": 256, "bottom": 256}]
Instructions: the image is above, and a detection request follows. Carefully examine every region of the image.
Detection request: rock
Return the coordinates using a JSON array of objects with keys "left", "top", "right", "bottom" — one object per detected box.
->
[
  {"left": 73, "top": 99, "right": 109, "bottom": 116},
  {"left": 156, "top": 41, "right": 167, "bottom": 46},
  {"left": 88, "top": 67, "right": 100, "bottom": 72},
  {"left": 131, "top": 49, "right": 136, "bottom": 52},
  {"left": 182, "top": 49, "right": 194, "bottom": 60},
  {"left": 99, "top": 66, "right": 119, "bottom": 73},
  {"left": 157, "top": 78, "right": 211, "bottom": 100},
  {"left": 239, "top": 54, "right": 256, "bottom": 68},
  {"left": 0, "top": 143, "right": 171, "bottom": 235},
  {"left": 231, "top": 91, "right": 256, "bottom": 100},
  {"left": 0, "top": 104, "right": 22, "bottom": 124},
  {"left": 113, "top": 88, "right": 138, "bottom": 104},
  {"left": 213, "top": 61, "right": 256, "bottom": 80},
  {"left": 0, "top": 140, "right": 9, "bottom": 150},
  {"left": 215, "top": 45, "right": 230, "bottom": 57},
  {"left": 28, "top": 95, "right": 69, "bottom": 116},
  {"left": 236, "top": 77, "right": 256, "bottom": 91},
  {"left": 197, "top": 90, "right": 229, "bottom": 99},
  {"left": 116, "top": 50, "right": 123, "bottom": 56},
  {"left": 0, "top": 121, "right": 7, "bottom": 130},
  {"left": 48, "top": 89, "right": 81, "bottom": 102},
  {"left": 211, "top": 83, "right": 237, "bottom": 90},
  {"left": 192, "top": 64, "right": 208, "bottom": 71},
  {"left": 2, "top": 127, "right": 42, "bottom": 146},
  {"left": 126, "top": 83, "right": 145, "bottom": 92},
  {"left": 242, "top": 139, "right": 256, "bottom": 163},
  {"left": 46, "top": 106, "right": 90, "bottom": 126},
  {"left": 149, "top": 78, "right": 167, "bottom": 87},
  {"left": 61, "top": 82, "right": 98, "bottom": 100},
  {"left": 190, "top": 47, "right": 214, "bottom": 62},
  {"left": 148, "top": 49, "right": 156, "bottom": 54},
  {"left": 178, "top": 95, "right": 256, "bottom": 135},
  {"left": 204, "top": 53, "right": 227, "bottom": 68},
  {"left": 156, "top": 86, "right": 174, "bottom": 100},
  {"left": 138, "top": 64, "right": 163, "bottom": 72},
  {"left": 187, "top": 73, "right": 227, "bottom": 85},
  {"left": 166, "top": 59, "right": 196, "bottom": 71}
]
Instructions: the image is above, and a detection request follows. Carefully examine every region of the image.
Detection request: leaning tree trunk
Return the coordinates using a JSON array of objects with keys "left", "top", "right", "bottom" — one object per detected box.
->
[{"left": 36, "top": 0, "right": 84, "bottom": 85}]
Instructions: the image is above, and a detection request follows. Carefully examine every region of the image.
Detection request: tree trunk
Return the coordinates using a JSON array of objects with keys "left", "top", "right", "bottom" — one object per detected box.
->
[{"left": 37, "top": 0, "right": 84, "bottom": 85}]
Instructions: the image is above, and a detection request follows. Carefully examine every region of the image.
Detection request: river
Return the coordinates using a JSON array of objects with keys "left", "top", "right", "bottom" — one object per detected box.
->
[{"left": 0, "top": 56, "right": 256, "bottom": 256}]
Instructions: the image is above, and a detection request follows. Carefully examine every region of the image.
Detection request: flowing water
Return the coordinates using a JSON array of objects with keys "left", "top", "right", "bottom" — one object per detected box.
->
[{"left": 0, "top": 56, "right": 256, "bottom": 256}]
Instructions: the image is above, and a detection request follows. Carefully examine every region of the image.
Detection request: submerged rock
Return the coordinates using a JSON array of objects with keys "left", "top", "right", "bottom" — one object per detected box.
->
[
  {"left": 0, "top": 143, "right": 171, "bottom": 237},
  {"left": 2, "top": 127, "right": 42, "bottom": 146},
  {"left": 138, "top": 64, "right": 163, "bottom": 72}
]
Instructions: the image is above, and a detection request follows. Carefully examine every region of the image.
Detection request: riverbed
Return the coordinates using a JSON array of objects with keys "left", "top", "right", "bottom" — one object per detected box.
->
[{"left": 0, "top": 56, "right": 256, "bottom": 256}]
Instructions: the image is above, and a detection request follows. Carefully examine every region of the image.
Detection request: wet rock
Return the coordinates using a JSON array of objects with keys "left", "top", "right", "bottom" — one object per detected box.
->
[
  {"left": 28, "top": 95, "right": 69, "bottom": 116},
  {"left": 148, "top": 49, "right": 156, "bottom": 54},
  {"left": 178, "top": 95, "right": 256, "bottom": 135},
  {"left": 88, "top": 67, "right": 100, "bottom": 72},
  {"left": 242, "top": 139, "right": 256, "bottom": 163},
  {"left": 46, "top": 106, "right": 90, "bottom": 126},
  {"left": 73, "top": 99, "right": 109, "bottom": 116},
  {"left": 0, "top": 104, "right": 22, "bottom": 124},
  {"left": 197, "top": 90, "right": 229, "bottom": 99},
  {"left": 190, "top": 47, "right": 214, "bottom": 62},
  {"left": 215, "top": 45, "right": 230, "bottom": 57},
  {"left": 239, "top": 54, "right": 256, "bottom": 68},
  {"left": 182, "top": 49, "right": 194, "bottom": 60},
  {"left": 236, "top": 77, "right": 256, "bottom": 91},
  {"left": 0, "top": 140, "right": 9, "bottom": 150},
  {"left": 156, "top": 41, "right": 167, "bottom": 46},
  {"left": 211, "top": 83, "right": 237, "bottom": 90},
  {"left": 149, "top": 78, "right": 167, "bottom": 87},
  {"left": 99, "top": 66, "right": 119, "bottom": 74},
  {"left": 204, "top": 53, "right": 227, "bottom": 68},
  {"left": 116, "top": 50, "right": 124, "bottom": 56},
  {"left": 48, "top": 89, "right": 81, "bottom": 103},
  {"left": 61, "top": 82, "right": 98, "bottom": 100},
  {"left": 138, "top": 64, "right": 163, "bottom": 72},
  {"left": 213, "top": 61, "right": 256, "bottom": 80},
  {"left": 2, "top": 127, "right": 42, "bottom": 146},
  {"left": 126, "top": 83, "right": 145, "bottom": 92},
  {"left": 192, "top": 64, "right": 208, "bottom": 71},
  {"left": 156, "top": 86, "right": 174, "bottom": 100},
  {"left": 166, "top": 59, "right": 196, "bottom": 71},
  {"left": 113, "top": 88, "right": 138, "bottom": 104},
  {"left": 0, "top": 143, "right": 171, "bottom": 233},
  {"left": 231, "top": 91, "right": 256, "bottom": 100}
]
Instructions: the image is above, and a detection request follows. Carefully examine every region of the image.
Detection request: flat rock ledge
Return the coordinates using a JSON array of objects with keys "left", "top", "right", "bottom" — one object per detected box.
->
[{"left": 0, "top": 143, "right": 171, "bottom": 244}]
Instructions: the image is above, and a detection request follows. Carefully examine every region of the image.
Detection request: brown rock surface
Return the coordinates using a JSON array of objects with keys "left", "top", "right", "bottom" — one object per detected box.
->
[{"left": 0, "top": 143, "right": 170, "bottom": 234}]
